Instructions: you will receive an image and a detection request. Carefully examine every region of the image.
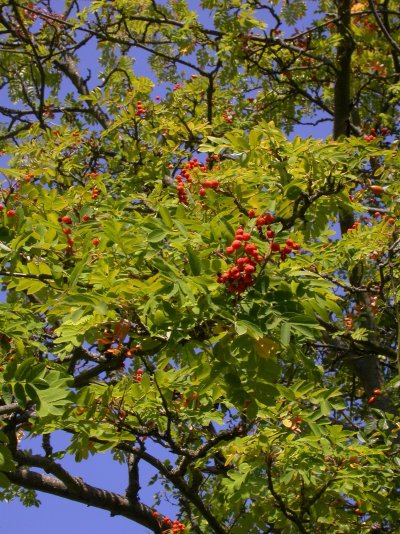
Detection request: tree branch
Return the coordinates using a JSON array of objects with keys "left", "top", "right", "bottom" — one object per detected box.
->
[{"left": 7, "top": 463, "right": 162, "bottom": 533}]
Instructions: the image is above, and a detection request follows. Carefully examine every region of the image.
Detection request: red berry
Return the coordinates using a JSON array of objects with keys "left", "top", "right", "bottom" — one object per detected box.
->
[
  {"left": 82, "top": 214, "right": 90, "bottom": 221},
  {"left": 226, "top": 246, "right": 235, "bottom": 254},
  {"left": 61, "top": 215, "right": 73, "bottom": 224},
  {"left": 0, "top": 204, "right": 4, "bottom": 211},
  {"left": 199, "top": 187, "right": 206, "bottom": 196},
  {"left": 152, "top": 511, "right": 159, "bottom": 518},
  {"left": 244, "top": 244, "right": 256, "bottom": 254},
  {"left": 388, "top": 217, "right": 395, "bottom": 225},
  {"left": 265, "top": 213, "right": 275, "bottom": 224},
  {"left": 242, "top": 232, "right": 251, "bottom": 241},
  {"left": 367, "top": 396, "right": 376, "bottom": 404},
  {"left": 67, "top": 238, "right": 74, "bottom": 246},
  {"left": 266, "top": 230, "right": 275, "bottom": 239},
  {"left": 231, "top": 240, "right": 242, "bottom": 250},
  {"left": 271, "top": 242, "right": 280, "bottom": 252},
  {"left": 286, "top": 238, "right": 294, "bottom": 247},
  {"left": 247, "top": 209, "right": 256, "bottom": 218},
  {"left": 92, "top": 238, "right": 100, "bottom": 246},
  {"left": 6, "top": 209, "right": 16, "bottom": 217},
  {"left": 292, "top": 243, "right": 300, "bottom": 250},
  {"left": 244, "top": 264, "right": 255, "bottom": 273},
  {"left": 63, "top": 227, "right": 72, "bottom": 235},
  {"left": 372, "top": 388, "right": 382, "bottom": 395},
  {"left": 370, "top": 185, "right": 383, "bottom": 195}
]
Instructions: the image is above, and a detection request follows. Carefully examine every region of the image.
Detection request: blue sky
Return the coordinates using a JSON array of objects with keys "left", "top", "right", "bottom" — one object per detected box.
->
[{"left": 0, "top": 2, "right": 331, "bottom": 533}]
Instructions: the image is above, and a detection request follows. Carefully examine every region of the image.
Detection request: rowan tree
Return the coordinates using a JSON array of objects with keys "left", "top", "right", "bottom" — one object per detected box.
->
[{"left": 0, "top": 1, "right": 399, "bottom": 533}]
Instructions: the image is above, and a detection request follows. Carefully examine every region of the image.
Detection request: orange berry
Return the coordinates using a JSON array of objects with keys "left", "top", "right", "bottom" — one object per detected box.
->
[{"left": 370, "top": 185, "right": 383, "bottom": 195}]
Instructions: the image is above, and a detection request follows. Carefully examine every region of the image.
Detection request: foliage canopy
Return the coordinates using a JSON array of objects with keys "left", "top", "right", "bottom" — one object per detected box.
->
[{"left": 0, "top": 1, "right": 399, "bottom": 532}]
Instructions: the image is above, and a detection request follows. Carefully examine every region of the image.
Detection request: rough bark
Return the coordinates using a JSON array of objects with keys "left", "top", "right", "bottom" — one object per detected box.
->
[{"left": 333, "top": 0, "right": 395, "bottom": 414}]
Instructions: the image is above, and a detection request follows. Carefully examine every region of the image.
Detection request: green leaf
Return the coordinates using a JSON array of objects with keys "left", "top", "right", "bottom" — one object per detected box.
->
[
  {"left": 319, "top": 399, "right": 332, "bottom": 417},
  {"left": 0, "top": 472, "right": 10, "bottom": 487},
  {"left": 186, "top": 245, "right": 201, "bottom": 275},
  {"left": 158, "top": 206, "right": 173, "bottom": 228},
  {"left": 280, "top": 322, "right": 291, "bottom": 346},
  {"left": 235, "top": 320, "right": 263, "bottom": 339},
  {"left": 147, "top": 228, "right": 167, "bottom": 243}
]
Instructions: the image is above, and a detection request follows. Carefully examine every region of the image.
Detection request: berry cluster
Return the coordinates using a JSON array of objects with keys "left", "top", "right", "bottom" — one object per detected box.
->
[
  {"left": 152, "top": 511, "right": 185, "bottom": 532},
  {"left": 135, "top": 100, "right": 146, "bottom": 117},
  {"left": 91, "top": 187, "right": 100, "bottom": 200},
  {"left": 253, "top": 211, "right": 299, "bottom": 260},
  {"left": 134, "top": 368, "right": 143, "bottom": 383},
  {"left": 57, "top": 212, "right": 96, "bottom": 255},
  {"left": 255, "top": 212, "right": 275, "bottom": 227},
  {"left": 199, "top": 179, "right": 219, "bottom": 196},
  {"left": 217, "top": 210, "right": 301, "bottom": 292},
  {"left": 176, "top": 157, "right": 207, "bottom": 205},
  {"left": 367, "top": 388, "right": 383, "bottom": 405},
  {"left": 86, "top": 171, "right": 100, "bottom": 180},
  {"left": 218, "top": 227, "right": 263, "bottom": 293},
  {"left": 347, "top": 211, "right": 396, "bottom": 234},
  {"left": 364, "top": 126, "right": 390, "bottom": 142},
  {"left": 57, "top": 214, "right": 74, "bottom": 255},
  {"left": 222, "top": 107, "right": 235, "bottom": 124}
]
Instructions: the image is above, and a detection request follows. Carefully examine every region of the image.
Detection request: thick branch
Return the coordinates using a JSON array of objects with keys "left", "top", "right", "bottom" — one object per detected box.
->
[
  {"left": 6, "top": 467, "right": 162, "bottom": 533},
  {"left": 53, "top": 56, "right": 111, "bottom": 129},
  {"left": 368, "top": 0, "right": 400, "bottom": 56}
]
